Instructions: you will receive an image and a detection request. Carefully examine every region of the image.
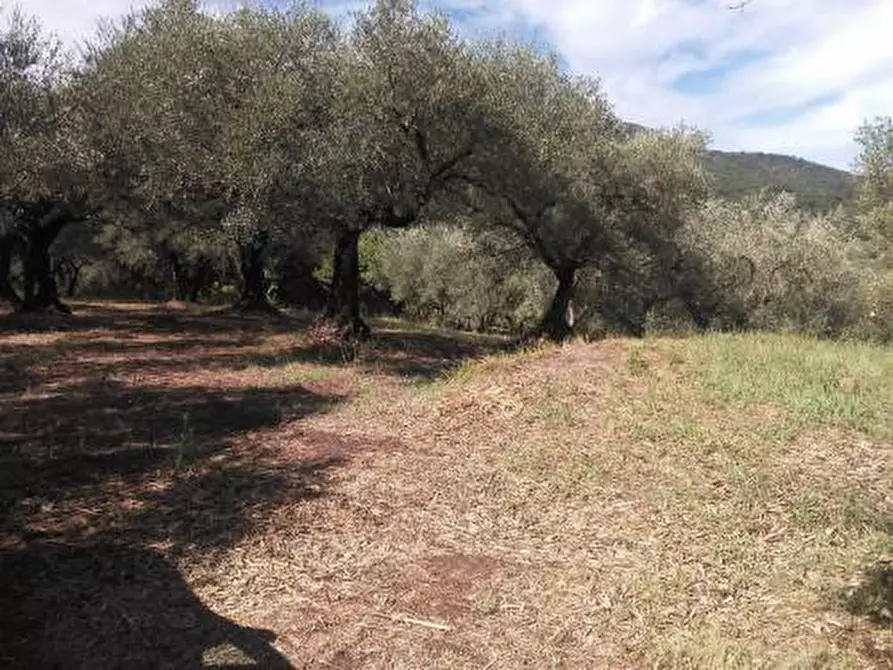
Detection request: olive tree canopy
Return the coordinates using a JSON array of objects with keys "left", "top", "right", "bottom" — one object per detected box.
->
[
  {"left": 459, "top": 45, "right": 709, "bottom": 339},
  {"left": 77, "top": 0, "right": 338, "bottom": 309}
]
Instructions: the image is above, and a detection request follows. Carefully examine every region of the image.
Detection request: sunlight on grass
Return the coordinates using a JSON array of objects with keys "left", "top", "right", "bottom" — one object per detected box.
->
[
  {"left": 410, "top": 334, "right": 893, "bottom": 667},
  {"left": 681, "top": 333, "right": 893, "bottom": 440}
]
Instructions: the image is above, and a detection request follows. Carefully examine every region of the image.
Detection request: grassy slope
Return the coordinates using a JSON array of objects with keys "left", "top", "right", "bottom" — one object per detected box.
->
[
  {"left": 179, "top": 329, "right": 893, "bottom": 667},
  {"left": 299, "top": 334, "right": 892, "bottom": 668},
  {"left": 2, "top": 305, "right": 892, "bottom": 668}
]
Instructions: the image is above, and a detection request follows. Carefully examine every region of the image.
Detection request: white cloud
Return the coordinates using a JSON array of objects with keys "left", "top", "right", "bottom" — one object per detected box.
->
[
  {"left": 462, "top": 0, "right": 893, "bottom": 169},
  {"left": 16, "top": 0, "right": 149, "bottom": 48},
  {"left": 15, "top": 0, "right": 236, "bottom": 49},
  {"left": 15, "top": 0, "right": 893, "bottom": 168}
]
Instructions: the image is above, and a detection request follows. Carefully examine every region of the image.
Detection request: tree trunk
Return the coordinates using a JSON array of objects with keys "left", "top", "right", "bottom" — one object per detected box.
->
[
  {"left": 539, "top": 266, "right": 577, "bottom": 341},
  {"left": 0, "top": 234, "right": 22, "bottom": 308},
  {"left": 236, "top": 235, "right": 275, "bottom": 313},
  {"left": 682, "top": 294, "right": 711, "bottom": 330},
  {"left": 66, "top": 264, "right": 82, "bottom": 298},
  {"left": 325, "top": 226, "right": 369, "bottom": 339},
  {"left": 189, "top": 259, "right": 214, "bottom": 303},
  {"left": 169, "top": 253, "right": 191, "bottom": 302},
  {"left": 20, "top": 218, "right": 71, "bottom": 314},
  {"left": 188, "top": 270, "right": 204, "bottom": 303}
]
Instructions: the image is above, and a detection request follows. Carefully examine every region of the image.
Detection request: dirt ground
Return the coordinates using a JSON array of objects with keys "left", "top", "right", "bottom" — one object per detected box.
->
[
  {"left": 1, "top": 302, "right": 891, "bottom": 669},
  {"left": 0, "top": 302, "right": 508, "bottom": 669}
]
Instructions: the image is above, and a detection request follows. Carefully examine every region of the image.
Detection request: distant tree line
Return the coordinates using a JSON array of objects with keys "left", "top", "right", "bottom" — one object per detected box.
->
[{"left": 1, "top": 0, "right": 890, "bottom": 341}]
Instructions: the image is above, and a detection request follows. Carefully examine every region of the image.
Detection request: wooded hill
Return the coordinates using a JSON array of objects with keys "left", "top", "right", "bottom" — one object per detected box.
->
[
  {"left": 625, "top": 123, "right": 857, "bottom": 211},
  {"left": 704, "top": 150, "right": 857, "bottom": 212}
]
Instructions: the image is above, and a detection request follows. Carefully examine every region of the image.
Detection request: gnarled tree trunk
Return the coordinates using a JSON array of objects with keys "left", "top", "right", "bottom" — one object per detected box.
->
[
  {"left": 325, "top": 226, "right": 369, "bottom": 339},
  {"left": 538, "top": 266, "right": 577, "bottom": 341},
  {"left": 19, "top": 212, "right": 72, "bottom": 314},
  {"left": 189, "top": 259, "right": 215, "bottom": 303},
  {"left": 169, "top": 252, "right": 190, "bottom": 301},
  {"left": 235, "top": 232, "right": 275, "bottom": 313}
]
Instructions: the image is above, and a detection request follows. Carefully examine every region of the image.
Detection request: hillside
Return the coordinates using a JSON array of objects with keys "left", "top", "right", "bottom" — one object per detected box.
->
[
  {"left": 705, "top": 150, "right": 857, "bottom": 212},
  {"left": 624, "top": 122, "right": 858, "bottom": 211}
]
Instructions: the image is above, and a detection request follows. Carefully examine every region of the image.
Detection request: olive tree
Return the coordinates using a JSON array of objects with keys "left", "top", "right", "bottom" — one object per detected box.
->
[
  {"left": 854, "top": 117, "right": 893, "bottom": 261},
  {"left": 78, "top": 0, "right": 337, "bottom": 309},
  {"left": 852, "top": 117, "right": 893, "bottom": 338},
  {"left": 677, "top": 192, "right": 866, "bottom": 336},
  {"left": 76, "top": 1, "right": 235, "bottom": 300},
  {"left": 461, "top": 45, "right": 709, "bottom": 339},
  {"left": 374, "top": 222, "right": 553, "bottom": 331},
  {"left": 856, "top": 117, "right": 893, "bottom": 204},
  {"left": 0, "top": 7, "right": 95, "bottom": 312},
  {"left": 318, "top": 0, "right": 495, "bottom": 337}
]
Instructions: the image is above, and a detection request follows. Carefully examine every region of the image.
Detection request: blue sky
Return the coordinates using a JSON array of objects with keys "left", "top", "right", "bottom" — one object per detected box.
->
[{"left": 17, "top": 0, "right": 893, "bottom": 170}]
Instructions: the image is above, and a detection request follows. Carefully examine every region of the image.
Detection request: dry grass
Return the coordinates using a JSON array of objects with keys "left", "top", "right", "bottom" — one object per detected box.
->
[{"left": 1, "top": 302, "right": 892, "bottom": 668}]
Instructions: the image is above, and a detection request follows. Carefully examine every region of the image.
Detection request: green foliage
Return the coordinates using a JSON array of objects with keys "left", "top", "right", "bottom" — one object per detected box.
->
[
  {"left": 375, "top": 223, "right": 552, "bottom": 331},
  {"left": 374, "top": 190, "right": 887, "bottom": 343},
  {"left": 849, "top": 117, "right": 893, "bottom": 338},
  {"left": 0, "top": 6, "right": 69, "bottom": 207},
  {"left": 678, "top": 193, "right": 868, "bottom": 337},
  {"left": 318, "top": 0, "right": 489, "bottom": 229},
  {"left": 853, "top": 118, "right": 893, "bottom": 265},
  {"left": 859, "top": 269, "right": 893, "bottom": 342},
  {"left": 855, "top": 117, "right": 893, "bottom": 205},
  {"left": 455, "top": 45, "right": 710, "bottom": 338},
  {"left": 76, "top": 0, "right": 338, "bottom": 303},
  {"left": 0, "top": 6, "right": 99, "bottom": 310}
]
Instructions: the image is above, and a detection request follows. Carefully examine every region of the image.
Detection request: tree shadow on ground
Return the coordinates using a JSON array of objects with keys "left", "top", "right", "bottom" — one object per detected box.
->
[
  {"left": 0, "top": 379, "right": 344, "bottom": 549},
  {"left": 0, "top": 301, "right": 510, "bottom": 666},
  {"left": 0, "top": 542, "right": 294, "bottom": 669},
  {"left": 1, "top": 302, "right": 514, "bottom": 385},
  {"left": 0, "top": 381, "right": 341, "bottom": 667},
  {"left": 0, "top": 309, "right": 348, "bottom": 668},
  {"left": 0, "top": 335, "right": 273, "bottom": 393},
  {"left": 244, "top": 325, "right": 513, "bottom": 382},
  {"left": 842, "top": 561, "right": 893, "bottom": 628},
  {"left": 0, "top": 300, "right": 308, "bottom": 336},
  {"left": 0, "top": 301, "right": 305, "bottom": 392}
]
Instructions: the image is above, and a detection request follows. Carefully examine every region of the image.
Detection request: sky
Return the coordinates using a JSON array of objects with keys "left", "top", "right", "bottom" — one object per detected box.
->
[{"left": 14, "top": 0, "right": 893, "bottom": 171}]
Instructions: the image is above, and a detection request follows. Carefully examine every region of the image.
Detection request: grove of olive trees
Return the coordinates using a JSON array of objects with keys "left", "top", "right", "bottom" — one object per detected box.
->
[{"left": 1, "top": 0, "right": 890, "bottom": 342}]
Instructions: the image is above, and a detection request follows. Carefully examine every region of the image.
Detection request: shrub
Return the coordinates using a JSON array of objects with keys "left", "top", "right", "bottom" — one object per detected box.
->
[
  {"left": 373, "top": 223, "right": 552, "bottom": 332},
  {"left": 677, "top": 193, "right": 868, "bottom": 337}
]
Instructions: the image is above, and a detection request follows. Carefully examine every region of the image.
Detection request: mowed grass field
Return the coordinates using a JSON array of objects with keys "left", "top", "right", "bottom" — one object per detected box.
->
[{"left": 1, "top": 302, "right": 892, "bottom": 668}]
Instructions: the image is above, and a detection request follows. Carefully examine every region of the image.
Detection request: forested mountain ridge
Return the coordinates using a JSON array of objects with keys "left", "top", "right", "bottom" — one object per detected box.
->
[
  {"left": 624, "top": 123, "right": 858, "bottom": 211},
  {"left": 704, "top": 150, "right": 857, "bottom": 212}
]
